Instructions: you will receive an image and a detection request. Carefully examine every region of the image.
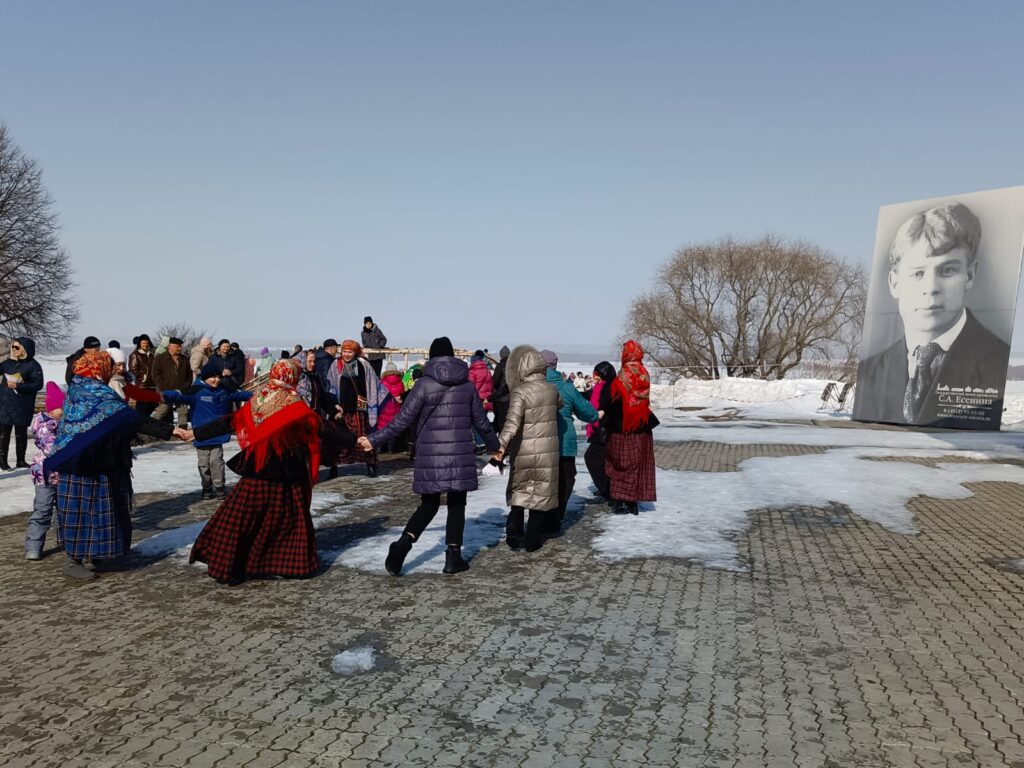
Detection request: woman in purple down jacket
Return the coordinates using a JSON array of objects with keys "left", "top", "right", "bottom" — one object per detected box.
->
[{"left": 363, "top": 336, "right": 499, "bottom": 576}]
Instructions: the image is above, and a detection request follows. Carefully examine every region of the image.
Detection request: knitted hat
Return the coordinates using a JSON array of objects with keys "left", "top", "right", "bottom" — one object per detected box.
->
[
  {"left": 428, "top": 336, "right": 454, "bottom": 358},
  {"left": 106, "top": 347, "right": 127, "bottom": 366},
  {"left": 499, "top": 345, "right": 510, "bottom": 359},
  {"left": 260, "top": 346, "right": 269, "bottom": 356},
  {"left": 363, "top": 316, "right": 373, "bottom": 324},
  {"left": 384, "top": 361, "right": 399, "bottom": 373},
  {"left": 83, "top": 336, "right": 101, "bottom": 350},
  {"left": 541, "top": 349, "right": 558, "bottom": 368},
  {"left": 45, "top": 382, "right": 65, "bottom": 412},
  {"left": 199, "top": 361, "right": 222, "bottom": 380}
]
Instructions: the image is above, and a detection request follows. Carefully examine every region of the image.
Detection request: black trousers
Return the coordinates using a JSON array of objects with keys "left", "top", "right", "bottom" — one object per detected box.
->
[
  {"left": 0, "top": 424, "right": 28, "bottom": 465},
  {"left": 584, "top": 439, "right": 609, "bottom": 497},
  {"left": 404, "top": 491, "right": 468, "bottom": 547},
  {"left": 557, "top": 456, "right": 577, "bottom": 521},
  {"left": 369, "top": 359, "right": 384, "bottom": 377},
  {"left": 492, "top": 399, "right": 509, "bottom": 434},
  {"left": 508, "top": 505, "right": 559, "bottom": 537}
]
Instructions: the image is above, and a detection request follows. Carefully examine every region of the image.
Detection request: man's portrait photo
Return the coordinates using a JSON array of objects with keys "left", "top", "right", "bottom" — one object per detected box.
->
[{"left": 853, "top": 187, "right": 1024, "bottom": 430}]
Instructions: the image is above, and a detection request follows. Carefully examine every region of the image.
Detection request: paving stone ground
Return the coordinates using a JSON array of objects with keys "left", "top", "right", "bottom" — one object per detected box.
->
[{"left": 3, "top": 438, "right": 1024, "bottom": 767}]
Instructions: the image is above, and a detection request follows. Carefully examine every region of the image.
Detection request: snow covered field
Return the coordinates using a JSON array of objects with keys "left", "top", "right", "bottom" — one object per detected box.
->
[{"left": 6, "top": 355, "right": 1024, "bottom": 574}]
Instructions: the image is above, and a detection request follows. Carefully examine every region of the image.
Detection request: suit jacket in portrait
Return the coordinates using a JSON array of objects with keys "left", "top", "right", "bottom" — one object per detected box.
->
[{"left": 853, "top": 309, "right": 1010, "bottom": 430}]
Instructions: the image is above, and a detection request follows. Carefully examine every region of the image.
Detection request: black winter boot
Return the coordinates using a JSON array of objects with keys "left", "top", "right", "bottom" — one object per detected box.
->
[
  {"left": 385, "top": 534, "right": 413, "bottom": 577},
  {"left": 327, "top": 465, "right": 338, "bottom": 479},
  {"left": 505, "top": 508, "right": 525, "bottom": 550},
  {"left": 626, "top": 502, "right": 639, "bottom": 516},
  {"left": 442, "top": 545, "right": 469, "bottom": 574},
  {"left": 15, "top": 429, "right": 29, "bottom": 468}
]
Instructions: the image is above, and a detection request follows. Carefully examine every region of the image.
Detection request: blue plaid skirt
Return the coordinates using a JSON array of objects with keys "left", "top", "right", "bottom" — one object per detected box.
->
[{"left": 56, "top": 472, "right": 134, "bottom": 560}]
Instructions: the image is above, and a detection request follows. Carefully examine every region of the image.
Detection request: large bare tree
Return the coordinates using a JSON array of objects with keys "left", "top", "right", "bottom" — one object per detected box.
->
[
  {"left": 0, "top": 125, "right": 78, "bottom": 348},
  {"left": 154, "top": 322, "right": 212, "bottom": 353},
  {"left": 626, "top": 236, "right": 866, "bottom": 379}
]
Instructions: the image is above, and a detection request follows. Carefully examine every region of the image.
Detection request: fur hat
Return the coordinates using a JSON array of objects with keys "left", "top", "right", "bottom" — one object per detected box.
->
[
  {"left": 429, "top": 336, "right": 454, "bottom": 359},
  {"left": 45, "top": 382, "right": 65, "bottom": 412},
  {"left": 106, "top": 347, "right": 127, "bottom": 366}
]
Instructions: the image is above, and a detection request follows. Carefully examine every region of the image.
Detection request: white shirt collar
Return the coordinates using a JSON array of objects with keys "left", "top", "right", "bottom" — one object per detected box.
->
[{"left": 905, "top": 308, "right": 967, "bottom": 377}]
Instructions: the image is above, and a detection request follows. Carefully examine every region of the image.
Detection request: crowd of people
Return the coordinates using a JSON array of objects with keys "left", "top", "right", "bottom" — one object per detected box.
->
[{"left": 0, "top": 318, "right": 658, "bottom": 584}]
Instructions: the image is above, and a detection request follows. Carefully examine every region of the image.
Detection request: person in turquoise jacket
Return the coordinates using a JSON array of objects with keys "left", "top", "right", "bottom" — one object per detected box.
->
[{"left": 542, "top": 350, "right": 600, "bottom": 529}]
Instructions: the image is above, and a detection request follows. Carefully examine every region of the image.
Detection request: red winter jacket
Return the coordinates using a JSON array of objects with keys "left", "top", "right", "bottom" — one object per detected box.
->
[
  {"left": 467, "top": 359, "right": 494, "bottom": 411},
  {"left": 377, "top": 372, "right": 406, "bottom": 430}
]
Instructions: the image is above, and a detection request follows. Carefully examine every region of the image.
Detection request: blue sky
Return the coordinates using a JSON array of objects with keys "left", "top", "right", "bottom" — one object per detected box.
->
[{"left": 3, "top": 1, "right": 1023, "bottom": 354}]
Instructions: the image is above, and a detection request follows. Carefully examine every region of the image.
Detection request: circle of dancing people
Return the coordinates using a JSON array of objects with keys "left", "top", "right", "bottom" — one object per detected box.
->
[{"left": 3, "top": 323, "right": 658, "bottom": 584}]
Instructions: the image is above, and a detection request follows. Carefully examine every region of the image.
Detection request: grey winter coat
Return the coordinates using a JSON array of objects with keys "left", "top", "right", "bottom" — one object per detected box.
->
[
  {"left": 0, "top": 337, "right": 44, "bottom": 427},
  {"left": 498, "top": 347, "right": 561, "bottom": 511},
  {"left": 368, "top": 356, "right": 498, "bottom": 494}
]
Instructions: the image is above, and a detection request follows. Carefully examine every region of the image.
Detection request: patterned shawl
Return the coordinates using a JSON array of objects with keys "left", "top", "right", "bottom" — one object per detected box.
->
[
  {"left": 612, "top": 340, "right": 653, "bottom": 433},
  {"left": 326, "top": 355, "right": 384, "bottom": 427},
  {"left": 234, "top": 359, "right": 321, "bottom": 485},
  {"left": 73, "top": 350, "right": 114, "bottom": 383},
  {"left": 250, "top": 359, "right": 302, "bottom": 425},
  {"left": 44, "top": 374, "right": 137, "bottom": 474}
]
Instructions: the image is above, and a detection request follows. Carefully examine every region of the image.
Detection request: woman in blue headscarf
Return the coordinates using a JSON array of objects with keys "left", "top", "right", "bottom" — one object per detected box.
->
[{"left": 45, "top": 351, "right": 189, "bottom": 580}]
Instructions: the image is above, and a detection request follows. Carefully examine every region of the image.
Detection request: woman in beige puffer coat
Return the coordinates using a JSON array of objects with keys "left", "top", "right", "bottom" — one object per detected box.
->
[{"left": 497, "top": 346, "right": 562, "bottom": 551}]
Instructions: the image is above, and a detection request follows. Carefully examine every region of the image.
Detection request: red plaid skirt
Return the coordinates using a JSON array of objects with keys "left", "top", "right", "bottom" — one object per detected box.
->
[
  {"left": 190, "top": 477, "right": 319, "bottom": 582},
  {"left": 606, "top": 432, "right": 657, "bottom": 502},
  {"left": 323, "top": 411, "right": 377, "bottom": 468}
]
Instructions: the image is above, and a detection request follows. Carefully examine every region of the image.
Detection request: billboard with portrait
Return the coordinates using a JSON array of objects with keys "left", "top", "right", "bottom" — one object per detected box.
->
[{"left": 852, "top": 186, "right": 1024, "bottom": 430}]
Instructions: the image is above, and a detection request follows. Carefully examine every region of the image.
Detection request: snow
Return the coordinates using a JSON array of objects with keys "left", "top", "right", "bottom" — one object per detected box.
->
[
  {"left": 590, "top": 448, "right": 1024, "bottom": 570},
  {"left": 133, "top": 522, "right": 206, "bottom": 558},
  {"left": 650, "top": 377, "right": 851, "bottom": 421},
  {"left": 330, "top": 647, "right": 377, "bottom": 675},
  {"left": 331, "top": 470, "right": 514, "bottom": 575}
]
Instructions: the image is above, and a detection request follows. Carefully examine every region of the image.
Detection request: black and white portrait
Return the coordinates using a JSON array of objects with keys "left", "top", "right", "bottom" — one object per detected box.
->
[{"left": 853, "top": 186, "right": 1024, "bottom": 430}]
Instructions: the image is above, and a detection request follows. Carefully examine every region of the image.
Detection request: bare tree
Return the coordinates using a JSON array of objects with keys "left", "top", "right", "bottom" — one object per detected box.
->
[
  {"left": 154, "top": 322, "right": 212, "bottom": 353},
  {"left": 0, "top": 124, "right": 78, "bottom": 348},
  {"left": 626, "top": 236, "right": 866, "bottom": 380}
]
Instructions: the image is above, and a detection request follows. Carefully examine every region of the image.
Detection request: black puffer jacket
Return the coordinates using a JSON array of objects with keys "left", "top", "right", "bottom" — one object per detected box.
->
[
  {"left": 0, "top": 337, "right": 44, "bottom": 427},
  {"left": 368, "top": 356, "right": 498, "bottom": 493}
]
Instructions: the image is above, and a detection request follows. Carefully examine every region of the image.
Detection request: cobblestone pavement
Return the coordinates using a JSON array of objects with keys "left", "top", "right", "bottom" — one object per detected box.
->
[{"left": 3, "top": 438, "right": 1024, "bottom": 767}]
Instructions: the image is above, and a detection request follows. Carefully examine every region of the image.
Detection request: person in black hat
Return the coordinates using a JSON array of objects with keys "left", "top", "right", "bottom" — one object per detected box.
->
[
  {"left": 64, "top": 336, "right": 102, "bottom": 385},
  {"left": 360, "top": 316, "right": 388, "bottom": 377},
  {"left": 107, "top": 340, "right": 120, "bottom": 350}
]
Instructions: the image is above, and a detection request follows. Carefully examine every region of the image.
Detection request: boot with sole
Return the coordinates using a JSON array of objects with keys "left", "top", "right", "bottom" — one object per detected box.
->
[
  {"left": 384, "top": 534, "right": 414, "bottom": 577},
  {"left": 64, "top": 558, "right": 97, "bottom": 581},
  {"left": 442, "top": 546, "right": 469, "bottom": 574}
]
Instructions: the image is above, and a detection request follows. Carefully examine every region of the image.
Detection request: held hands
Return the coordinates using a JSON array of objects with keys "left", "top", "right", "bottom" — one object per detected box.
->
[
  {"left": 357, "top": 436, "right": 373, "bottom": 452},
  {"left": 173, "top": 427, "right": 194, "bottom": 442},
  {"left": 492, "top": 448, "right": 504, "bottom": 462}
]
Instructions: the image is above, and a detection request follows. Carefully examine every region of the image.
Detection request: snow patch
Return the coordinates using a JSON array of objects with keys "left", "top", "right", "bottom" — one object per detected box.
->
[
  {"left": 133, "top": 522, "right": 206, "bottom": 557},
  {"left": 330, "top": 647, "right": 376, "bottom": 675},
  {"left": 592, "top": 447, "right": 1024, "bottom": 570}
]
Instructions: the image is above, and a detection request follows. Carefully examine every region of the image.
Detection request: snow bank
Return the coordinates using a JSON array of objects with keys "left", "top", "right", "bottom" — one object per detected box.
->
[{"left": 651, "top": 377, "right": 849, "bottom": 421}]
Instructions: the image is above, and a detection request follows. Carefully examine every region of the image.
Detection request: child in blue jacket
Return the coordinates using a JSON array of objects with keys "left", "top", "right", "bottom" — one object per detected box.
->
[{"left": 163, "top": 361, "right": 251, "bottom": 499}]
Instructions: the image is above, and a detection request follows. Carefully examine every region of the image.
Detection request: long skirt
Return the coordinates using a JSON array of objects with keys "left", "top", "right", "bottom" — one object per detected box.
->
[
  {"left": 190, "top": 477, "right": 318, "bottom": 582},
  {"left": 325, "top": 411, "right": 378, "bottom": 469},
  {"left": 56, "top": 471, "right": 134, "bottom": 560},
  {"left": 606, "top": 432, "right": 657, "bottom": 502}
]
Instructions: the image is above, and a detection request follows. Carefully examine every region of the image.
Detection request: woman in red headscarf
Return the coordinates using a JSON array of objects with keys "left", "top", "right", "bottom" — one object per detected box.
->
[
  {"left": 189, "top": 359, "right": 357, "bottom": 584},
  {"left": 604, "top": 340, "right": 659, "bottom": 515}
]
